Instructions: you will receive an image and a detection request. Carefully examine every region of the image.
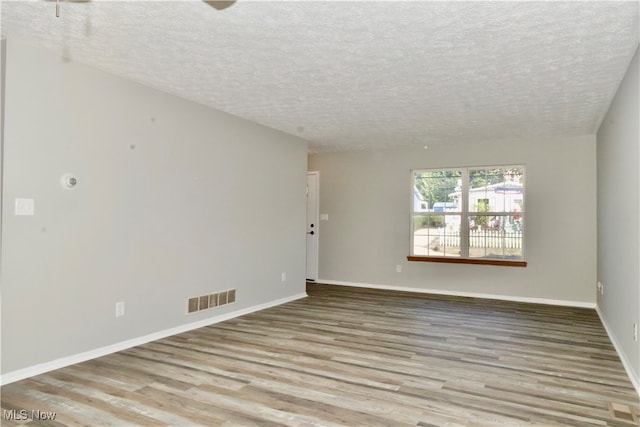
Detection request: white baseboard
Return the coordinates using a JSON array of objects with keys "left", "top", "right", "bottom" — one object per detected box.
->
[
  {"left": 596, "top": 306, "right": 640, "bottom": 397},
  {"left": 317, "top": 279, "right": 596, "bottom": 308},
  {"left": 0, "top": 292, "right": 307, "bottom": 386}
]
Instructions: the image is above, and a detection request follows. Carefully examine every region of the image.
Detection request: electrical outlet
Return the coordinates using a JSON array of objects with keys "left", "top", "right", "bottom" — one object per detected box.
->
[
  {"left": 396, "top": 264, "right": 402, "bottom": 273},
  {"left": 634, "top": 323, "right": 638, "bottom": 342},
  {"left": 597, "top": 281, "right": 604, "bottom": 296},
  {"left": 115, "top": 301, "right": 125, "bottom": 318},
  {"left": 281, "top": 272, "right": 287, "bottom": 282}
]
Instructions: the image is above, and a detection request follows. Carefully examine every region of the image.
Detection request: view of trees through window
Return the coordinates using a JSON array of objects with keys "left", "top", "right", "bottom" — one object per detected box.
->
[{"left": 412, "top": 166, "right": 524, "bottom": 260}]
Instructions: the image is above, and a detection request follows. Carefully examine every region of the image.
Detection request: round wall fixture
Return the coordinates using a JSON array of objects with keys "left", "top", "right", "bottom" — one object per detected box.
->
[{"left": 61, "top": 173, "right": 78, "bottom": 190}]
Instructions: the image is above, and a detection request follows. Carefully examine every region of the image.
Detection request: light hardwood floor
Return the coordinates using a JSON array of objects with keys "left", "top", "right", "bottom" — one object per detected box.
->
[{"left": 2, "top": 283, "right": 639, "bottom": 426}]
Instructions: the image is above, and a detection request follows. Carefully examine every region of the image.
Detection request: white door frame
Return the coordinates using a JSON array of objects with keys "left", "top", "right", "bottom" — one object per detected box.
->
[{"left": 306, "top": 171, "right": 319, "bottom": 281}]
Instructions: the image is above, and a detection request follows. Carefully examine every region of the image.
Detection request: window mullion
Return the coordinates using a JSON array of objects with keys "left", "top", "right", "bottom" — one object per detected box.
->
[{"left": 460, "top": 169, "right": 470, "bottom": 258}]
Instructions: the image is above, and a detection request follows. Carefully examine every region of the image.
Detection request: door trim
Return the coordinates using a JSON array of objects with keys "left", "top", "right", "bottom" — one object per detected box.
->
[{"left": 306, "top": 171, "right": 319, "bottom": 281}]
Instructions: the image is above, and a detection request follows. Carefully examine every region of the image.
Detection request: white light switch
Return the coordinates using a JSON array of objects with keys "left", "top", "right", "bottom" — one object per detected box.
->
[
  {"left": 15, "top": 198, "right": 35, "bottom": 216},
  {"left": 320, "top": 213, "right": 329, "bottom": 221}
]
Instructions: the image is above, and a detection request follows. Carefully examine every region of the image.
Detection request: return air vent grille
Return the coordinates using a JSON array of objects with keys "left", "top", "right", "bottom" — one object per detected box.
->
[{"left": 187, "top": 289, "right": 236, "bottom": 314}]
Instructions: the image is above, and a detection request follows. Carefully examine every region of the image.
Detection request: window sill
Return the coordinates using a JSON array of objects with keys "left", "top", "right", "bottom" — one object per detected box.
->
[{"left": 407, "top": 256, "right": 527, "bottom": 267}]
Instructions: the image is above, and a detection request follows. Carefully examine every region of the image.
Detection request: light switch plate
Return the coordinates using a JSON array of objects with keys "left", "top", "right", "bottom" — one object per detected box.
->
[{"left": 15, "top": 198, "right": 35, "bottom": 216}]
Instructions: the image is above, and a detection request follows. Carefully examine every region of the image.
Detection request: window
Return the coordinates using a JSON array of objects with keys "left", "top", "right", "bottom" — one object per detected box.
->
[{"left": 410, "top": 165, "right": 526, "bottom": 267}]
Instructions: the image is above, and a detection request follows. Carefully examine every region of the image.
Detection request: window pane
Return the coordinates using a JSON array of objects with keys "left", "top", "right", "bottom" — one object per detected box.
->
[
  {"left": 468, "top": 215, "right": 523, "bottom": 260},
  {"left": 412, "top": 215, "right": 431, "bottom": 256},
  {"left": 468, "top": 167, "right": 524, "bottom": 213},
  {"left": 412, "top": 214, "right": 461, "bottom": 257},
  {"left": 413, "top": 170, "right": 462, "bottom": 213},
  {"left": 440, "top": 215, "right": 462, "bottom": 256}
]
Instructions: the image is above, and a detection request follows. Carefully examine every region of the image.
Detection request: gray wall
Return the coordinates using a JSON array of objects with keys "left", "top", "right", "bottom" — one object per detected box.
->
[
  {"left": 1, "top": 38, "right": 308, "bottom": 375},
  {"left": 1, "top": 37, "right": 6, "bottom": 269},
  {"left": 309, "top": 134, "right": 597, "bottom": 303},
  {"left": 596, "top": 45, "right": 639, "bottom": 387}
]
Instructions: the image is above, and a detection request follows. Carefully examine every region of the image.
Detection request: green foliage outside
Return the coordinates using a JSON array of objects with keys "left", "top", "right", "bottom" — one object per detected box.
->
[
  {"left": 413, "top": 215, "right": 444, "bottom": 231},
  {"left": 469, "top": 168, "right": 506, "bottom": 190},
  {"left": 414, "top": 170, "right": 461, "bottom": 209},
  {"left": 475, "top": 199, "right": 490, "bottom": 227}
]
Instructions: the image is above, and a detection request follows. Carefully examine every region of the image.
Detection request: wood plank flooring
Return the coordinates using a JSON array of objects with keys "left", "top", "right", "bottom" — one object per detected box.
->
[{"left": 2, "top": 283, "right": 639, "bottom": 426}]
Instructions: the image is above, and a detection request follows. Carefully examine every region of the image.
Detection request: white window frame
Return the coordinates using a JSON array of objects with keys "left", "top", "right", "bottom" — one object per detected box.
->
[{"left": 409, "top": 165, "right": 526, "bottom": 266}]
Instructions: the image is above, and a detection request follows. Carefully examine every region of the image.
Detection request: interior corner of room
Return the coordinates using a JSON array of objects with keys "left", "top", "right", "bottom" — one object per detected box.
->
[{"left": 309, "top": 45, "right": 640, "bottom": 394}]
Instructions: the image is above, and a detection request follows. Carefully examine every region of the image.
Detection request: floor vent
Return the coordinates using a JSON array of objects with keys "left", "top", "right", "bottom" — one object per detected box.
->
[{"left": 187, "top": 289, "right": 236, "bottom": 314}]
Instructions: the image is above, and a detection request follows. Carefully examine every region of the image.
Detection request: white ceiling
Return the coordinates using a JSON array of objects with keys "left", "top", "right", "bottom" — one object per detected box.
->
[{"left": 1, "top": 1, "right": 638, "bottom": 152}]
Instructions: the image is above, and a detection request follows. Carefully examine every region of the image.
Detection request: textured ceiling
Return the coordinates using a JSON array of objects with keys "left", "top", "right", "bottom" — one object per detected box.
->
[{"left": 1, "top": 0, "right": 638, "bottom": 152}]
